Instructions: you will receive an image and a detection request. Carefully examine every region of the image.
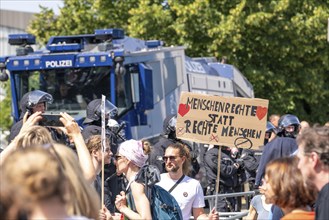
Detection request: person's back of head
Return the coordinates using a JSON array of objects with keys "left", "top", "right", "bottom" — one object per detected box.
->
[
  {"left": 51, "top": 143, "right": 100, "bottom": 219},
  {"left": 15, "top": 125, "right": 53, "bottom": 149},
  {"left": 265, "top": 157, "right": 317, "bottom": 209},
  {"left": 277, "top": 114, "right": 300, "bottom": 138},
  {"left": 269, "top": 114, "right": 280, "bottom": 128},
  {"left": 1, "top": 146, "right": 67, "bottom": 218}
]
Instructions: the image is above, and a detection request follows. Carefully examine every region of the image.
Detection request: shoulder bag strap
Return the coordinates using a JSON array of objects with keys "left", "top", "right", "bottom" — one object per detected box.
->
[{"left": 168, "top": 175, "right": 185, "bottom": 193}]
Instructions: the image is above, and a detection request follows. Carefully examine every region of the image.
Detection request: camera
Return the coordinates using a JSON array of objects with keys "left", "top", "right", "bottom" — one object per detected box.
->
[{"left": 39, "top": 114, "right": 63, "bottom": 127}]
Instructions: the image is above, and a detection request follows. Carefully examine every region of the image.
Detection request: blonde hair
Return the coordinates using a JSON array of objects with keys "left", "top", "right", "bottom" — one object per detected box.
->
[
  {"left": 86, "top": 134, "right": 110, "bottom": 154},
  {"left": 5, "top": 129, "right": 100, "bottom": 219},
  {"left": 1, "top": 147, "right": 67, "bottom": 216},
  {"left": 15, "top": 125, "right": 53, "bottom": 148},
  {"left": 51, "top": 143, "right": 100, "bottom": 219}
]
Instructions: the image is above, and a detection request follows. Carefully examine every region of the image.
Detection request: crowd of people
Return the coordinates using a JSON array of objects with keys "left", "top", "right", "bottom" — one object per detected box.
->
[{"left": 0, "top": 89, "right": 328, "bottom": 220}]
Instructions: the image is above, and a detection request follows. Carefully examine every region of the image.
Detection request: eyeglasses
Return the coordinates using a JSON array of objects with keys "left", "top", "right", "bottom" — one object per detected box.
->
[
  {"left": 163, "top": 155, "right": 180, "bottom": 162},
  {"left": 115, "top": 155, "right": 122, "bottom": 161}
]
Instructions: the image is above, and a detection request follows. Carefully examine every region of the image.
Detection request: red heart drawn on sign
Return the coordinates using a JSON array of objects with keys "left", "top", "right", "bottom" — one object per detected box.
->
[
  {"left": 178, "top": 104, "right": 190, "bottom": 117},
  {"left": 256, "top": 106, "right": 268, "bottom": 120}
]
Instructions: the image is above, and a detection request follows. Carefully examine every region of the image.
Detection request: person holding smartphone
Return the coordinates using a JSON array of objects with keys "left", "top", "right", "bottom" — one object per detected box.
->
[{"left": 8, "top": 90, "right": 53, "bottom": 142}]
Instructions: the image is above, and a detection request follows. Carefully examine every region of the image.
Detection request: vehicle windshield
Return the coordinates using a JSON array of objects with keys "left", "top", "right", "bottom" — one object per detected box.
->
[{"left": 13, "top": 66, "right": 132, "bottom": 118}]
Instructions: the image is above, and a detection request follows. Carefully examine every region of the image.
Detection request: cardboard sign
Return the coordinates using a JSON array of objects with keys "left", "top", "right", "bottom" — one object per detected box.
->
[{"left": 176, "top": 92, "right": 269, "bottom": 149}]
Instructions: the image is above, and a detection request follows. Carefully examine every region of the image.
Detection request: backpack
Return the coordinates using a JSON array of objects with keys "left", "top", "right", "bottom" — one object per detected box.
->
[{"left": 135, "top": 165, "right": 183, "bottom": 220}]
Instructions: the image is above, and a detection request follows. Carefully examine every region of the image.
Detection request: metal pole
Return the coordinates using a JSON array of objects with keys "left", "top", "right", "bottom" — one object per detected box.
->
[
  {"left": 214, "top": 145, "right": 222, "bottom": 210},
  {"left": 101, "top": 95, "right": 106, "bottom": 206}
]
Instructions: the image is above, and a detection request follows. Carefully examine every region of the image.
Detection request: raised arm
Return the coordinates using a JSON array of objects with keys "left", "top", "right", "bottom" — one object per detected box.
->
[
  {"left": 1, "top": 112, "right": 42, "bottom": 163},
  {"left": 59, "top": 112, "right": 96, "bottom": 184}
]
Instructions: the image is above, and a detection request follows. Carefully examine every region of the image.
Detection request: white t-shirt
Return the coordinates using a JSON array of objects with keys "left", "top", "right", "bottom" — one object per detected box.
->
[{"left": 156, "top": 173, "right": 205, "bottom": 220}]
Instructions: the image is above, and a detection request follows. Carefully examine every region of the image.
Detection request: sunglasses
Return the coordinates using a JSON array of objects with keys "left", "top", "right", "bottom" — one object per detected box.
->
[
  {"left": 163, "top": 155, "right": 180, "bottom": 162},
  {"left": 115, "top": 155, "right": 123, "bottom": 161}
]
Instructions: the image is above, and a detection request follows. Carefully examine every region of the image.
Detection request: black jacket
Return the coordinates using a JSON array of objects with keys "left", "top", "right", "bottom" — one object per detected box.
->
[
  {"left": 315, "top": 183, "right": 329, "bottom": 220},
  {"left": 204, "top": 146, "right": 239, "bottom": 188},
  {"left": 94, "top": 174, "right": 113, "bottom": 212},
  {"left": 8, "top": 120, "right": 23, "bottom": 142},
  {"left": 255, "top": 136, "right": 298, "bottom": 186}
]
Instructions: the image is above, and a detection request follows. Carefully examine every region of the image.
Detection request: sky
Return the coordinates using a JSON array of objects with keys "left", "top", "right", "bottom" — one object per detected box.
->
[{"left": 0, "top": 0, "right": 63, "bottom": 14}]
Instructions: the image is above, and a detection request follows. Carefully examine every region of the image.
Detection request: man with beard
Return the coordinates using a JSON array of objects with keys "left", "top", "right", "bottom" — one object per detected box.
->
[
  {"left": 149, "top": 114, "right": 200, "bottom": 177},
  {"left": 156, "top": 143, "right": 219, "bottom": 220},
  {"left": 296, "top": 126, "right": 329, "bottom": 220}
]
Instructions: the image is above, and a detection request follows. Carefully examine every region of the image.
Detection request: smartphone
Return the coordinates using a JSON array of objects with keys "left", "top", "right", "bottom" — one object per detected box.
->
[{"left": 39, "top": 114, "right": 63, "bottom": 127}]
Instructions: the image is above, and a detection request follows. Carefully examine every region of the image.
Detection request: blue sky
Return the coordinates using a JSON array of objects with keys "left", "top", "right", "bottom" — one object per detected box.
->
[{"left": 0, "top": 0, "right": 63, "bottom": 14}]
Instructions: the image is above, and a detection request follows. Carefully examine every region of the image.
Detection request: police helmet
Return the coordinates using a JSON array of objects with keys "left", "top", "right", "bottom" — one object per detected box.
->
[
  {"left": 83, "top": 99, "right": 118, "bottom": 124},
  {"left": 266, "top": 121, "right": 276, "bottom": 133},
  {"left": 162, "top": 114, "right": 177, "bottom": 135},
  {"left": 277, "top": 114, "right": 300, "bottom": 138},
  {"left": 20, "top": 90, "right": 53, "bottom": 114},
  {"left": 264, "top": 121, "right": 276, "bottom": 145}
]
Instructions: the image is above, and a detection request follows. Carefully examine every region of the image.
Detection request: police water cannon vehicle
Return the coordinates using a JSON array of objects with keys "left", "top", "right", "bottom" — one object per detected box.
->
[{"left": 0, "top": 28, "right": 254, "bottom": 140}]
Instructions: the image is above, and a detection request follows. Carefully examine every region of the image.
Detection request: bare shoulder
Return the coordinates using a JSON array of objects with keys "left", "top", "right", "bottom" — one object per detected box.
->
[{"left": 130, "top": 181, "right": 145, "bottom": 194}]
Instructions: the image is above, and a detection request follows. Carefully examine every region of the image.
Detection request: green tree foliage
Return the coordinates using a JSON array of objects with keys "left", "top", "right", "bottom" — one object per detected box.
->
[
  {"left": 28, "top": 0, "right": 139, "bottom": 44},
  {"left": 129, "top": 0, "right": 329, "bottom": 123},
  {"left": 0, "top": 83, "right": 13, "bottom": 130},
  {"left": 17, "top": 0, "right": 329, "bottom": 124}
]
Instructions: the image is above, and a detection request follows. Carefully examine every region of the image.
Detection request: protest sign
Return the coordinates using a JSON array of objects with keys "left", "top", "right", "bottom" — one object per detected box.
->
[{"left": 176, "top": 92, "right": 269, "bottom": 149}]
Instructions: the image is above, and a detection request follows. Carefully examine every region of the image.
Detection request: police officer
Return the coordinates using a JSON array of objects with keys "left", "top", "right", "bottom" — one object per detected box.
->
[
  {"left": 8, "top": 90, "right": 53, "bottom": 142},
  {"left": 81, "top": 98, "right": 124, "bottom": 213},
  {"left": 204, "top": 145, "right": 242, "bottom": 212},
  {"left": 264, "top": 121, "right": 277, "bottom": 146},
  {"left": 81, "top": 99, "right": 118, "bottom": 140},
  {"left": 276, "top": 114, "right": 301, "bottom": 138},
  {"left": 149, "top": 114, "right": 200, "bottom": 177},
  {"left": 255, "top": 114, "right": 300, "bottom": 188}
]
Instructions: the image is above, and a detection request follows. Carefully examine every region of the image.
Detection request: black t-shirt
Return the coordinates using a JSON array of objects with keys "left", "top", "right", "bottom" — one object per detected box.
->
[{"left": 316, "top": 182, "right": 329, "bottom": 220}]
